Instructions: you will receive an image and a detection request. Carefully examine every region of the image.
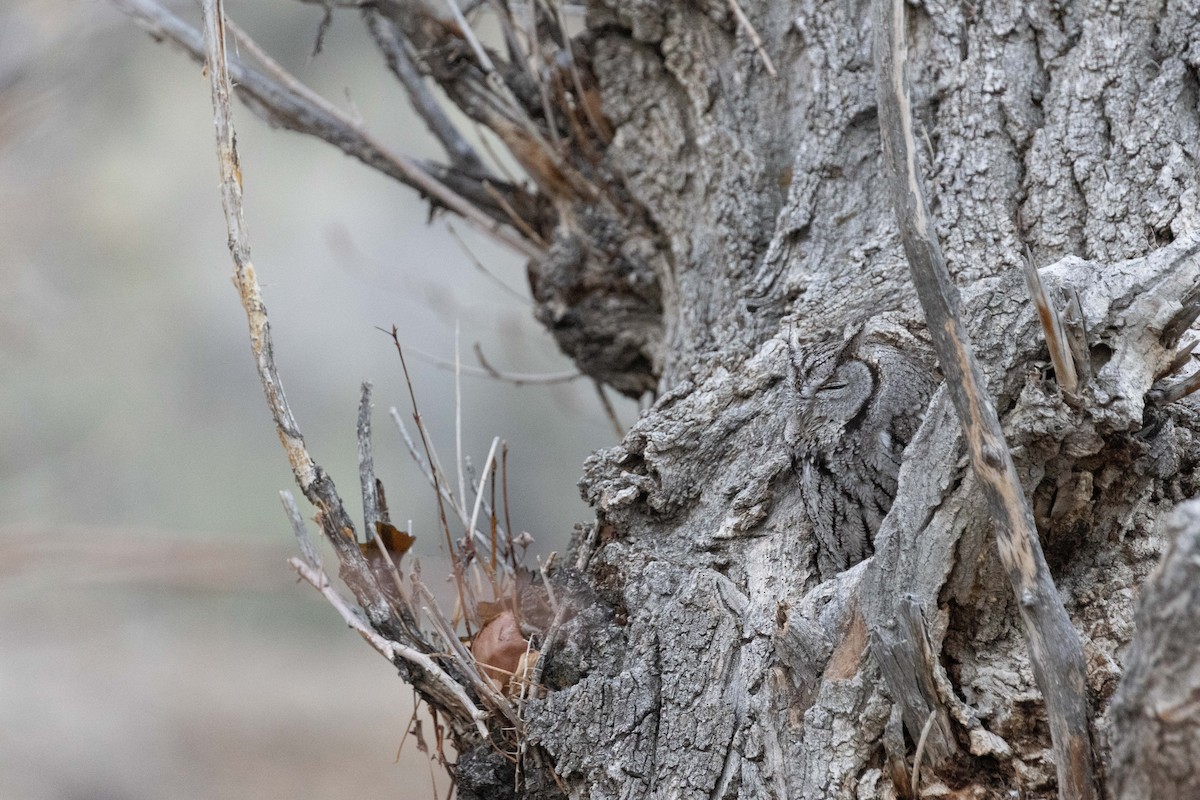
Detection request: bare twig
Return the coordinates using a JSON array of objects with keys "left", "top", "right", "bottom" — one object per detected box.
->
[
  {"left": 547, "top": 0, "right": 607, "bottom": 144},
  {"left": 520, "top": 3, "right": 563, "bottom": 150},
  {"left": 412, "top": 345, "right": 582, "bottom": 385},
  {"left": 1148, "top": 368, "right": 1200, "bottom": 406},
  {"left": 1162, "top": 280, "right": 1200, "bottom": 348},
  {"left": 363, "top": 8, "right": 489, "bottom": 175},
  {"left": 290, "top": 557, "right": 489, "bottom": 738},
  {"left": 388, "top": 405, "right": 504, "bottom": 569},
  {"left": 874, "top": 0, "right": 1098, "bottom": 796},
  {"left": 1156, "top": 336, "right": 1197, "bottom": 381},
  {"left": 358, "top": 381, "right": 382, "bottom": 536},
  {"left": 593, "top": 379, "right": 625, "bottom": 438},
  {"left": 526, "top": 581, "right": 568, "bottom": 699},
  {"left": 189, "top": 0, "right": 484, "bottom": 745},
  {"left": 387, "top": 328, "right": 471, "bottom": 629},
  {"left": 467, "top": 437, "right": 502, "bottom": 550},
  {"left": 726, "top": 0, "right": 777, "bottom": 78},
  {"left": 110, "top": 0, "right": 543, "bottom": 260},
  {"left": 481, "top": 181, "right": 550, "bottom": 247},
  {"left": 445, "top": 221, "right": 531, "bottom": 303},
  {"left": 502, "top": 443, "right": 518, "bottom": 574},
  {"left": 198, "top": 0, "right": 345, "bottom": 538},
  {"left": 910, "top": 710, "right": 936, "bottom": 797},
  {"left": 412, "top": 578, "right": 519, "bottom": 723},
  {"left": 455, "top": 325, "right": 467, "bottom": 517},
  {"left": 390, "top": 407, "right": 449, "bottom": 500},
  {"left": 444, "top": 0, "right": 496, "bottom": 72},
  {"left": 281, "top": 490, "right": 321, "bottom": 569},
  {"left": 369, "top": 523, "right": 419, "bottom": 625},
  {"left": 537, "top": 551, "right": 560, "bottom": 616}
]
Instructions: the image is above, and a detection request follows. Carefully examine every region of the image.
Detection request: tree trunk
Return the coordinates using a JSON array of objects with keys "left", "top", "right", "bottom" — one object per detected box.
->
[
  {"left": 522, "top": 1, "right": 1200, "bottom": 798},
  {"left": 118, "top": 0, "right": 1200, "bottom": 796}
]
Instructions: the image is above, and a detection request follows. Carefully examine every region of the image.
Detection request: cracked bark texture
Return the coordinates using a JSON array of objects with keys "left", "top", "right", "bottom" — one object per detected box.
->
[
  {"left": 1107, "top": 498, "right": 1200, "bottom": 799},
  {"left": 520, "top": 0, "right": 1200, "bottom": 797}
]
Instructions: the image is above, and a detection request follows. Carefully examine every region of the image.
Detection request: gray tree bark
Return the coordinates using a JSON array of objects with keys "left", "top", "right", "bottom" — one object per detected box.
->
[
  {"left": 1109, "top": 497, "right": 1200, "bottom": 800},
  {"left": 117, "top": 0, "right": 1200, "bottom": 797},
  {"left": 522, "top": 1, "right": 1200, "bottom": 798}
]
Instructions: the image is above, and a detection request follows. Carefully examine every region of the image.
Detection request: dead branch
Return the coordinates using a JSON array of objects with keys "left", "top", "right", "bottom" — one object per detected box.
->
[
  {"left": 725, "top": 0, "right": 777, "bottom": 78},
  {"left": 187, "top": 0, "right": 487, "bottom": 745},
  {"left": 109, "top": 0, "right": 542, "bottom": 260},
  {"left": 1023, "top": 248, "right": 1080, "bottom": 394},
  {"left": 362, "top": 8, "right": 489, "bottom": 176},
  {"left": 357, "top": 382, "right": 382, "bottom": 537},
  {"left": 411, "top": 344, "right": 582, "bottom": 385},
  {"left": 289, "top": 556, "right": 490, "bottom": 738},
  {"left": 874, "top": 0, "right": 1098, "bottom": 796}
]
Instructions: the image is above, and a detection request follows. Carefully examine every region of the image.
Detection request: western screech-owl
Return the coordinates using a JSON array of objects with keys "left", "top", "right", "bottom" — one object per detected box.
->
[{"left": 787, "top": 322, "right": 936, "bottom": 577}]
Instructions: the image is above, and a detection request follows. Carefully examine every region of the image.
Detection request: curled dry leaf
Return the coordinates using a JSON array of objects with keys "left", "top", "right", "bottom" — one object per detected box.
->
[
  {"left": 360, "top": 521, "right": 415, "bottom": 564},
  {"left": 470, "top": 609, "right": 538, "bottom": 693}
]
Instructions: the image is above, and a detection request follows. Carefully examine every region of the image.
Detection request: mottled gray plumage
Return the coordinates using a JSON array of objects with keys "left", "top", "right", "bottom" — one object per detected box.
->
[{"left": 787, "top": 321, "right": 937, "bottom": 577}]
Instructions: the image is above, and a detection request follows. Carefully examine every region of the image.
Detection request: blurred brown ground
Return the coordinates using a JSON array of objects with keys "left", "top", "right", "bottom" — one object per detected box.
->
[
  {"left": 0, "top": 1, "right": 629, "bottom": 797},
  {"left": 0, "top": 525, "right": 440, "bottom": 800}
]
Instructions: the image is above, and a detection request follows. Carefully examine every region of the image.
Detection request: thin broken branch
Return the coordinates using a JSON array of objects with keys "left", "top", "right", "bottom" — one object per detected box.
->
[
  {"left": 1148, "top": 368, "right": 1200, "bottom": 406},
  {"left": 110, "top": 0, "right": 543, "bottom": 260},
  {"left": 358, "top": 381, "right": 382, "bottom": 537},
  {"left": 186, "top": 0, "right": 487, "bottom": 745},
  {"left": 290, "top": 556, "right": 490, "bottom": 738},
  {"left": 281, "top": 490, "right": 321, "bottom": 569},
  {"left": 726, "top": 0, "right": 777, "bottom": 78},
  {"left": 874, "top": 0, "right": 1098, "bottom": 796},
  {"left": 412, "top": 345, "right": 582, "bottom": 385},
  {"left": 362, "top": 8, "right": 489, "bottom": 176}
]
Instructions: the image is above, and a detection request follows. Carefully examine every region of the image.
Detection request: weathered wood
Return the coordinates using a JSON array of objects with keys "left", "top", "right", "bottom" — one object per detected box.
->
[
  {"left": 870, "top": 596, "right": 957, "bottom": 768},
  {"left": 196, "top": 0, "right": 489, "bottom": 746},
  {"left": 1109, "top": 498, "right": 1200, "bottom": 799},
  {"left": 874, "top": 0, "right": 1097, "bottom": 796},
  {"left": 111, "top": 0, "right": 542, "bottom": 258}
]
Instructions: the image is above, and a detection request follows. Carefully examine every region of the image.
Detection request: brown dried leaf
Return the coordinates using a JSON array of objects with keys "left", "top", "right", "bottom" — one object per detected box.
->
[{"left": 470, "top": 610, "right": 532, "bottom": 691}]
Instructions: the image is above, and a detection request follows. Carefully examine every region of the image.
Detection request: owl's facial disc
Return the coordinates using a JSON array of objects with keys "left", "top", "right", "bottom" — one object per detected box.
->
[{"left": 811, "top": 360, "right": 873, "bottom": 423}]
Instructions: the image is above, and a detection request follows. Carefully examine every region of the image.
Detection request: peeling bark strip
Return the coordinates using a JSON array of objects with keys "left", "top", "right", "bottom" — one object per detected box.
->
[
  {"left": 870, "top": 597, "right": 957, "bottom": 769},
  {"left": 874, "top": 0, "right": 1098, "bottom": 797}
]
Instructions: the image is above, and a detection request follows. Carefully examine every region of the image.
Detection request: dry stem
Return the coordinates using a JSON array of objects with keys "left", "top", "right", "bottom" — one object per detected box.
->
[
  {"left": 110, "top": 0, "right": 542, "bottom": 260},
  {"left": 289, "top": 556, "right": 490, "bottom": 738}
]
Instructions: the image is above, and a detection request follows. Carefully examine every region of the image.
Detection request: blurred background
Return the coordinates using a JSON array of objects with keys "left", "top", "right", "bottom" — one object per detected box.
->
[{"left": 0, "top": 2, "right": 631, "bottom": 797}]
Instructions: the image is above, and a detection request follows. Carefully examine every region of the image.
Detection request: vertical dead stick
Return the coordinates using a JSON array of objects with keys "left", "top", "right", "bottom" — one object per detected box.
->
[
  {"left": 726, "top": 0, "right": 778, "bottom": 77},
  {"left": 358, "top": 381, "right": 381, "bottom": 536},
  {"left": 201, "top": 0, "right": 313, "bottom": 492},
  {"left": 200, "top": 0, "right": 408, "bottom": 645},
  {"left": 873, "top": 1, "right": 1098, "bottom": 798},
  {"left": 202, "top": 1, "right": 489, "bottom": 743}
]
